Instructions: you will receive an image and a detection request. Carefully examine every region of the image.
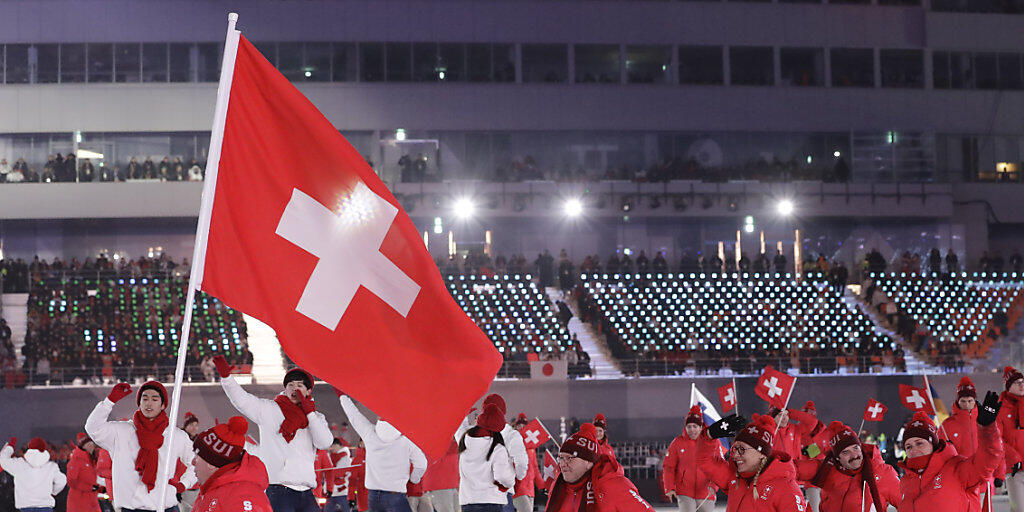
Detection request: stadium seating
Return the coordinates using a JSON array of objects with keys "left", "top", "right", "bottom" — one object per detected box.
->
[{"left": 579, "top": 273, "right": 901, "bottom": 376}]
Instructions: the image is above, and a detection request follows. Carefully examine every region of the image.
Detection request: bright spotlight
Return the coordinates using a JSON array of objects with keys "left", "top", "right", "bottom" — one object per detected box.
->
[
  {"left": 563, "top": 198, "right": 583, "bottom": 217},
  {"left": 453, "top": 197, "right": 475, "bottom": 219},
  {"left": 833, "top": 150, "right": 841, "bottom": 158},
  {"left": 396, "top": 129, "right": 407, "bottom": 141},
  {"left": 776, "top": 199, "right": 795, "bottom": 216}
]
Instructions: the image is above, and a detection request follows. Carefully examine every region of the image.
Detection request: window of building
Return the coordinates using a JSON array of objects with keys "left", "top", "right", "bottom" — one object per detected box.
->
[
  {"left": 114, "top": 43, "right": 141, "bottom": 82},
  {"left": 332, "top": 43, "right": 357, "bottom": 82},
  {"left": 729, "top": 46, "right": 773, "bottom": 86},
  {"left": 933, "top": 51, "right": 951, "bottom": 89},
  {"left": 574, "top": 44, "right": 619, "bottom": 84},
  {"left": 360, "top": 42, "right": 384, "bottom": 82},
  {"left": 142, "top": 43, "right": 168, "bottom": 82},
  {"left": 467, "top": 44, "right": 514, "bottom": 82},
  {"left": 59, "top": 44, "right": 86, "bottom": 83},
  {"left": 880, "top": 49, "right": 923, "bottom": 88},
  {"left": 386, "top": 42, "right": 412, "bottom": 82},
  {"left": 86, "top": 43, "right": 112, "bottom": 83},
  {"left": 253, "top": 42, "right": 277, "bottom": 67},
  {"left": 678, "top": 46, "right": 723, "bottom": 85},
  {"left": 196, "top": 43, "right": 221, "bottom": 82},
  {"left": 4, "top": 44, "right": 30, "bottom": 83},
  {"left": 0, "top": 46, "right": 4, "bottom": 84},
  {"left": 974, "top": 52, "right": 998, "bottom": 89},
  {"left": 303, "top": 43, "right": 331, "bottom": 82},
  {"left": 522, "top": 44, "right": 568, "bottom": 83},
  {"left": 625, "top": 45, "right": 671, "bottom": 84},
  {"left": 168, "top": 44, "right": 191, "bottom": 82},
  {"left": 276, "top": 43, "right": 303, "bottom": 81},
  {"left": 830, "top": 48, "right": 874, "bottom": 87},
  {"left": 438, "top": 43, "right": 466, "bottom": 82},
  {"left": 780, "top": 48, "right": 824, "bottom": 86},
  {"left": 998, "top": 53, "right": 1023, "bottom": 90},
  {"left": 37, "top": 44, "right": 59, "bottom": 84},
  {"left": 413, "top": 43, "right": 441, "bottom": 82}
]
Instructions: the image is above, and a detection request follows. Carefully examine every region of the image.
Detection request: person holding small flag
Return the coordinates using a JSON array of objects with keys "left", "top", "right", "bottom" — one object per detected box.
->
[
  {"left": 512, "top": 414, "right": 546, "bottom": 512},
  {"left": 545, "top": 424, "right": 653, "bottom": 512},
  {"left": 1000, "top": 366, "right": 1024, "bottom": 512},
  {"left": 898, "top": 391, "right": 1004, "bottom": 512},
  {"left": 189, "top": 416, "right": 272, "bottom": 512},
  {"left": 213, "top": 356, "right": 333, "bottom": 512},
  {"left": 793, "top": 421, "right": 899, "bottom": 512},
  {"left": 662, "top": 406, "right": 717, "bottom": 512}
]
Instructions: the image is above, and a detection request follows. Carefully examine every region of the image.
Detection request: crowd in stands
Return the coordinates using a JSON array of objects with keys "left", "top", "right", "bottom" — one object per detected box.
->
[{"left": 0, "top": 154, "right": 205, "bottom": 183}]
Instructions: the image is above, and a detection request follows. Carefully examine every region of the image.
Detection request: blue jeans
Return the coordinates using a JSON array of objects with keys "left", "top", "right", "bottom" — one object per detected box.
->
[
  {"left": 501, "top": 493, "right": 514, "bottom": 512},
  {"left": 462, "top": 505, "right": 503, "bottom": 512},
  {"left": 21, "top": 508, "right": 54, "bottom": 512},
  {"left": 265, "top": 485, "right": 320, "bottom": 512},
  {"left": 326, "top": 496, "right": 352, "bottom": 512},
  {"left": 368, "top": 490, "right": 412, "bottom": 512}
]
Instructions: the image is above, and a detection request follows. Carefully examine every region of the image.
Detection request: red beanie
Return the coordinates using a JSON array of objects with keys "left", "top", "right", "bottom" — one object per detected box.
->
[
  {"left": 903, "top": 411, "right": 940, "bottom": 450},
  {"left": 137, "top": 380, "right": 168, "bottom": 406},
  {"left": 802, "top": 401, "right": 817, "bottom": 415},
  {"left": 957, "top": 377, "right": 977, "bottom": 400},
  {"left": 593, "top": 414, "right": 607, "bottom": 429},
  {"left": 27, "top": 437, "right": 47, "bottom": 452},
  {"left": 735, "top": 414, "right": 776, "bottom": 456},
  {"left": 514, "top": 413, "right": 528, "bottom": 426},
  {"left": 183, "top": 411, "right": 199, "bottom": 428},
  {"left": 194, "top": 416, "right": 248, "bottom": 467},
  {"left": 561, "top": 423, "right": 600, "bottom": 463},
  {"left": 483, "top": 394, "right": 507, "bottom": 415},
  {"left": 75, "top": 433, "right": 91, "bottom": 449},
  {"left": 1006, "top": 366, "right": 1024, "bottom": 391},
  {"left": 283, "top": 368, "right": 314, "bottom": 390},
  {"left": 685, "top": 405, "right": 704, "bottom": 426},
  {"left": 476, "top": 404, "right": 506, "bottom": 433},
  {"left": 827, "top": 421, "right": 859, "bottom": 458}
]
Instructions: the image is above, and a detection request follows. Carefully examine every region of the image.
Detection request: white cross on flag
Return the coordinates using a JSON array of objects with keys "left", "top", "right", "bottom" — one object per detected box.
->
[
  {"left": 898, "top": 384, "right": 935, "bottom": 415},
  {"left": 520, "top": 418, "right": 552, "bottom": 450},
  {"left": 542, "top": 450, "right": 559, "bottom": 489},
  {"left": 717, "top": 381, "right": 737, "bottom": 413},
  {"left": 193, "top": 33, "right": 501, "bottom": 459},
  {"left": 755, "top": 365, "right": 796, "bottom": 409},
  {"left": 862, "top": 398, "right": 888, "bottom": 422}
]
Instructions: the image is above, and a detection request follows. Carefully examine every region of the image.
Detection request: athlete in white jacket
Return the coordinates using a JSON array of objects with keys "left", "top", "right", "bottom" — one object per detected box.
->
[
  {"left": 336, "top": 390, "right": 427, "bottom": 512},
  {"left": 214, "top": 357, "right": 332, "bottom": 512},
  {"left": 84, "top": 381, "right": 196, "bottom": 512},
  {"left": 459, "top": 405, "right": 516, "bottom": 512},
  {"left": 0, "top": 437, "right": 66, "bottom": 511}
]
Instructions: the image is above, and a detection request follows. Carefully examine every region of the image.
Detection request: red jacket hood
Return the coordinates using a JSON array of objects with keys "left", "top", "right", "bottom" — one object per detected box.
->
[{"left": 200, "top": 453, "right": 269, "bottom": 495}]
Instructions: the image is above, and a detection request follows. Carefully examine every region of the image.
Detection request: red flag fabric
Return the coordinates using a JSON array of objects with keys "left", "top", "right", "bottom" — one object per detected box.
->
[
  {"left": 521, "top": 419, "right": 552, "bottom": 450},
  {"left": 198, "top": 35, "right": 502, "bottom": 459},
  {"left": 754, "top": 365, "right": 796, "bottom": 409},
  {"left": 542, "top": 450, "right": 559, "bottom": 489},
  {"left": 898, "top": 384, "right": 934, "bottom": 414},
  {"left": 862, "top": 399, "right": 888, "bottom": 422},
  {"left": 717, "top": 381, "right": 737, "bottom": 414}
]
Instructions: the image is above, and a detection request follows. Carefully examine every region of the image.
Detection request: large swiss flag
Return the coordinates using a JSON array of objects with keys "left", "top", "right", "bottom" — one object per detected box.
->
[{"left": 198, "top": 35, "right": 502, "bottom": 459}]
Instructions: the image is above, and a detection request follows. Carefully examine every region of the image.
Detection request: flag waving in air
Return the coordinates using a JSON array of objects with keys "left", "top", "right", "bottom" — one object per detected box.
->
[
  {"left": 520, "top": 419, "right": 552, "bottom": 450},
  {"left": 862, "top": 399, "right": 887, "bottom": 422},
  {"left": 542, "top": 450, "right": 559, "bottom": 490},
  {"left": 192, "top": 22, "right": 501, "bottom": 459},
  {"left": 898, "top": 384, "right": 935, "bottom": 415},
  {"left": 755, "top": 366, "right": 796, "bottom": 409},
  {"left": 717, "top": 380, "right": 737, "bottom": 414}
]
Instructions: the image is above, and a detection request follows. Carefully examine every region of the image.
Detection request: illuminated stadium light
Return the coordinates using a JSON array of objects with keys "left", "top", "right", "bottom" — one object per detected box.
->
[
  {"left": 395, "top": 128, "right": 407, "bottom": 141},
  {"left": 453, "top": 197, "right": 476, "bottom": 219},
  {"left": 563, "top": 198, "right": 584, "bottom": 217},
  {"left": 776, "top": 199, "right": 795, "bottom": 216}
]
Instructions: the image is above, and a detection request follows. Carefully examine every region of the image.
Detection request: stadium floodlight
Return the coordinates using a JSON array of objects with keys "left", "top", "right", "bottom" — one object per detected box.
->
[
  {"left": 563, "top": 198, "right": 584, "bottom": 217},
  {"left": 396, "top": 128, "right": 407, "bottom": 141},
  {"left": 453, "top": 197, "right": 475, "bottom": 219},
  {"left": 776, "top": 199, "right": 795, "bottom": 217},
  {"left": 833, "top": 150, "right": 841, "bottom": 158}
]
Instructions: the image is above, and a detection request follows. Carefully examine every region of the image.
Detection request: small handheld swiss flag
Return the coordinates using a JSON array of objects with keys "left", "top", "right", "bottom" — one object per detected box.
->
[
  {"left": 542, "top": 450, "right": 559, "bottom": 489},
  {"left": 520, "top": 419, "right": 552, "bottom": 450},
  {"left": 717, "top": 381, "right": 737, "bottom": 413},
  {"left": 755, "top": 366, "right": 796, "bottom": 409},
  {"left": 898, "top": 384, "right": 935, "bottom": 414},
  {"left": 862, "top": 399, "right": 888, "bottom": 422}
]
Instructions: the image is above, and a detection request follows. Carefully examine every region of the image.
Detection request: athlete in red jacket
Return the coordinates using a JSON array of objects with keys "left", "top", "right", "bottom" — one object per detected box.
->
[
  {"left": 999, "top": 366, "right": 1024, "bottom": 512},
  {"left": 190, "top": 417, "right": 272, "bottom": 512},
  {"left": 794, "top": 422, "right": 899, "bottom": 512},
  {"left": 697, "top": 413, "right": 808, "bottom": 512},
  {"left": 348, "top": 443, "right": 368, "bottom": 512},
  {"left": 67, "top": 433, "right": 103, "bottom": 512},
  {"left": 942, "top": 376, "right": 997, "bottom": 512},
  {"left": 898, "top": 391, "right": 1004, "bottom": 512},
  {"left": 545, "top": 424, "right": 653, "bottom": 512},
  {"left": 592, "top": 414, "right": 623, "bottom": 474},
  {"left": 422, "top": 439, "right": 459, "bottom": 512},
  {"left": 662, "top": 406, "right": 718, "bottom": 512},
  {"left": 513, "top": 417, "right": 547, "bottom": 512}
]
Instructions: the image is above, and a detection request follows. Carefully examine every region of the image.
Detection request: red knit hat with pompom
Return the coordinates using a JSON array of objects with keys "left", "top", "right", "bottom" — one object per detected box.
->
[
  {"left": 476, "top": 404, "right": 506, "bottom": 433},
  {"left": 903, "top": 411, "right": 940, "bottom": 450},
  {"left": 27, "top": 437, "right": 47, "bottom": 452},
  {"left": 593, "top": 414, "right": 607, "bottom": 429},
  {"left": 826, "top": 421, "right": 859, "bottom": 458},
  {"left": 1006, "top": 367, "right": 1023, "bottom": 391},
  {"left": 957, "top": 377, "right": 977, "bottom": 400},
  {"left": 685, "top": 405, "right": 704, "bottom": 426},
  {"left": 194, "top": 416, "right": 248, "bottom": 467},
  {"left": 735, "top": 413, "right": 776, "bottom": 456},
  {"left": 561, "top": 423, "right": 600, "bottom": 463}
]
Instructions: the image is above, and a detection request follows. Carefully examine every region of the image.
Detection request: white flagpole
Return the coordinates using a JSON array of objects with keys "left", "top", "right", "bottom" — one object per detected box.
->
[
  {"left": 772, "top": 376, "right": 797, "bottom": 436},
  {"left": 733, "top": 377, "right": 738, "bottom": 416},
  {"left": 156, "top": 12, "right": 241, "bottom": 511},
  {"left": 922, "top": 374, "right": 951, "bottom": 440}
]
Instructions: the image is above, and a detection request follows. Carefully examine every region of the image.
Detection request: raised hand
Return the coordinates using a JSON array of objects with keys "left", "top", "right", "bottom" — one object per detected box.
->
[
  {"left": 107, "top": 383, "right": 132, "bottom": 403},
  {"left": 977, "top": 391, "right": 1002, "bottom": 427},
  {"left": 212, "top": 355, "right": 236, "bottom": 379},
  {"left": 708, "top": 414, "right": 748, "bottom": 439}
]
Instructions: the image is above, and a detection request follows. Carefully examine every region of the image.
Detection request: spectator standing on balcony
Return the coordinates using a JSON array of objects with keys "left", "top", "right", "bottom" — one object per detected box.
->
[
  {"left": 6, "top": 165, "right": 24, "bottom": 182},
  {"left": 41, "top": 164, "right": 57, "bottom": 183},
  {"left": 946, "top": 251, "right": 960, "bottom": 274},
  {"left": 0, "top": 437, "right": 67, "bottom": 512},
  {"left": 1011, "top": 251, "right": 1023, "bottom": 273},
  {"left": 142, "top": 157, "right": 156, "bottom": 179},
  {"left": 172, "top": 158, "right": 186, "bottom": 181},
  {"left": 213, "top": 356, "right": 333, "bottom": 512},
  {"left": 663, "top": 406, "right": 717, "bottom": 512},
  {"left": 0, "top": 158, "right": 8, "bottom": 182},
  {"left": 866, "top": 249, "right": 886, "bottom": 274},
  {"left": 79, "top": 159, "right": 95, "bottom": 183},
  {"left": 558, "top": 251, "right": 574, "bottom": 291},
  {"left": 84, "top": 381, "right": 197, "bottom": 512},
  {"left": 24, "top": 167, "right": 38, "bottom": 182},
  {"left": 636, "top": 251, "right": 650, "bottom": 274},
  {"left": 13, "top": 157, "right": 28, "bottom": 176},
  {"left": 929, "top": 249, "right": 943, "bottom": 274},
  {"left": 653, "top": 252, "right": 668, "bottom": 272},
  {"left": 537, "top": 251, "right": 555, "bottom": 288},
  {"left": 127, "top": 157, "right": 142, "bottom": 180},
  {"left": 188, "top": 159, "right": 203, "bottom": 181},
  {"left": 158, "top": 158, "right": 171, "bottom": 181},
  {"left": 773, "top": 250, "right": 788, "bottom": 275},
  {"left": 63, "top": 153, "right": 77, "bottom": 182}
]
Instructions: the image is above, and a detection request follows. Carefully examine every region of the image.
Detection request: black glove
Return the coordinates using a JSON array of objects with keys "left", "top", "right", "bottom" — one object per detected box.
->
[
  {"left": 1013, "top": 463, "right": 1022, "bottom": 478},
  {"left": 91, "top": 485, "right": 101, "bottom": 492},
  {"left": 708, "top": 414, "right": 748, "bottom": 439},
  {"left": 995, "top": 478, "right": 1004, "bottom": 488},
  {"left": 348, "top": 501, "right": 357, "bottom": 509},
  {"left": 977, "top": 391, "right": 1002, "bottom": 427}
]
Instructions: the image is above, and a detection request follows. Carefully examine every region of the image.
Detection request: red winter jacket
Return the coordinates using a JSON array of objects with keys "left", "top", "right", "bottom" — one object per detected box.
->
[
  {"left": 998, "top": 392, "right": 1024, "bottom": 475},
  {"left": 348, "top": 447, "right": 368, "bottom": 512},
  {"left": 941, "top": 403, "right": 995, "bottom": 512},
  {"left": 421, "top": 439, "right": 459, "bottom": 492},
  {"left": 66, "top": 447, "right": 100, "bottom": 512},
  {"left": 544, "top": 455, "right": 653, "bottom": 512},
  {"left": 696, "top": 433, "right": 807, "bottom": 512},
  {"left": 191, "top": 453, "right": 272, "bottom": 512},
  {"left": 596, "top": 438, "right": 624, "bottom": 476},
  {"left": 774, "top": 410, "right": 818, "bottom": 461},
  {"left": 314, "top": 449, "right": 332, "bottom": 498},
  {"left": 662, "top": 435, "right": 718, "bottom": 500},
  {"left": 514, "top": 447, "right": 546, "bottom": 498},
  {"left": 794, "top": 444, "right": 899, "bottom": 512},
  {"left": 897, "top": 422, "right": 1003, "bottom": 512}
]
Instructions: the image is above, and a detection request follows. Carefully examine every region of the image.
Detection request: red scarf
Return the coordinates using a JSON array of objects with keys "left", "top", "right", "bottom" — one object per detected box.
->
[
  {"left": 547, "top": 474, "right": 591, "bottom": 512},
  {"left": 905, "top": 453, "right": 932, "bottom": 474},
  {"left": 275, "top": 395, "right": 309, "bottom": 442},
  {"left": 132, "top": 410, "right": 169, "bottom": 491}
]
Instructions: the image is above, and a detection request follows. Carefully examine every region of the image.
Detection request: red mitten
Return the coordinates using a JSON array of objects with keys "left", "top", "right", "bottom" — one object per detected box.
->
[
  {"left": 169, "top": 480, "right": 185, "bottom": 493},
  {"left": 212, "top": 355, "right": 235, "bottom": 378},
  {"left": 107, "top": 383, "right": 132, "bottom": 403},
  {"left": 333, "top": 386, "right": 346, "bottom": 398},
  {"left": 299, "top": 392, "right": 316, "bottom": 415},
  {"left": 6, "top": 437, "right": 16, "bottom": 449}
]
